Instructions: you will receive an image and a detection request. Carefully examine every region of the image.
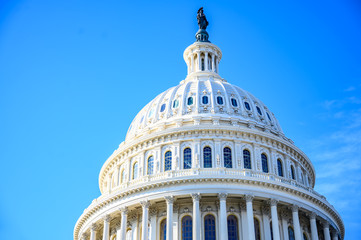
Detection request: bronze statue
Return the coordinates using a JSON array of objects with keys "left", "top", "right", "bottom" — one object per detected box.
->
[{"left": 197, "top": 7, "right": 208, "bottom": 30}]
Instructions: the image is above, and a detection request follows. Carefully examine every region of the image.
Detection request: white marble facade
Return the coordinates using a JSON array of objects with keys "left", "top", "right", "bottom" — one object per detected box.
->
[{"left": 74, "top": 14, "right": 344, "bottom": 240}]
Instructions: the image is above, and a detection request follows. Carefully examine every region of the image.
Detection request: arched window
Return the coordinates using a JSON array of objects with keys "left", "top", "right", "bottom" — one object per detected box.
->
[
  {"left": 147, "top": 156, "right": 154, "bottom": 175},
  {"left": 301, "top": 172, "right": 304, "bottom": 184},
  {"left": 243, "top": 149, "right": 251, "bottom": 169},
  {"left": 224, "top": 147, "right": 232, "bottom": 168},
  {"left": 291, "top": 165, "right": 296, "bottom": 180},
  {"left": 184, "top": 148, "right": 192, "bottom": 169},
  {"left": 231, "top": 98, "right": 238, "bottom": 107},
  {"left": 202, "top": 96, "right": 209, "bottom": 104},
  {"left": 288, "top": 227, "right": 295, "bottom": 240},
  {"left": 201, "top": 58, "right": 205, "bottom": 71},
  {"left": 216, "top": 96, "right": 224, "bottom": 105},
  {"left": 261, "top": 153, "right": 269, "bottom": 173},
  {"left": 303, "top": 233, "right": 309, "bottom": 240},
  {"left": 203, "top": 146, "right": 212, "bottom": 168},
  {"left": 182, "top": 216, "right": 192, "bottom": 240},
  {"left": 132, "top": 162, "right": 138, "bottom": 180},
  {"left": 187, "top": 97, "right": 194, "bottom": 105},
  {"left": 164, "top": 151, "right": 172, "bottom": 171},
  {"left": 204, "top": 214, "right": 216, "bottom": 240},
  {"left": 227, "top": 215, "right": 239, "bottom": 240},
  {"left": 121, "top": 169, "right": 126, "bottom": 183},
  {"left": 244, "top": 101, "right": 251, "bottom": 110},
  {"left": 160, "top": 218, "right": 166, "bottom": 240},
  {"left": 270, "top": 222, "right": 274, "bottom": 240},
  {"left": 254, "top": 218, "right": 261, "bottom": 240},
  {"left": 256, "top": 106, "right": 263, "bottom": 115},
  {"left": 277, "top": 159, "right": 283, "bottom": 177}
]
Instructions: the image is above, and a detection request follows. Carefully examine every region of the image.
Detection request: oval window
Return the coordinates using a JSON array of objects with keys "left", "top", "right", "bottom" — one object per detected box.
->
[
  {"left": 244, "top": 102, "right": 251, "bottom": 110},
  {"left": 231, "top": 98, "right": 238, "bottom": 107},
  {"left": 266, "top": 112, "right": 272, "bottom": 121},
  {"left": 256, "top": 106, "right": 262, "bottom": 115},
  {"left": 173, "top": 99, "right": 179, "bottom": 108},
  {"left": 202, "top": 96, "right": 209, "bottom": 104},
  {"left": 187, "top": 97, "right": 193, "bottom": 106},
  {"left": 160, "top": 103, "right": 166, "bottom": 112},
  {"left": 216, "top": 96, "right": 224, "bottom": 105}
]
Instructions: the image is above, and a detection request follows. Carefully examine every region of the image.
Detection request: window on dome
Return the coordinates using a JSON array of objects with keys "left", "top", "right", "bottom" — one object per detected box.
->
[
  {"left": 201, "top": 58, "right": 205, "bottom": 71},
  {"left": 203, "top": 146, "right": 212, "bottom": 168},
  {"left": 182, "top": 216, "right": 192, "bottom": 240},
  {"left": 243, "top": 149, "right": 251, "bottom": 169},
  {"left": 244, "top": 101, "right": 251, "bottom": 110},
  {"left": 254, "top": 218, "right": 261, "bottom": 240},
  {"left": 216, "top": 96, "right": 224, "bottom": 105},
  {"left": 227, "top": 215, "right": 239, "bottom": 240},
  {"left": 256, "top": 106, "right": 263, "bottom": 115},
  {"left": 291, "top": 165, "right": 296, "bottom": 180},
  {"left": 231, "top": 98, "right": 238, "bottom": 107},
  {"left": 202, "top": 96, "right": 209, "bottom": 104},
  {"left": 261, "top": 154, "right": 269, "bottom": 173},
  {"left": 288, "top": 227, "right": 295, "bottom": 240},
  {"left": 140, "top": 115, "right": 144, "bottom": 124},
  {"left": 148, "top": 108, "right": 154, "bottom": 118},
  {"left": 173, "top": 99, "right": 179, "bottom": 108},
  {"left": 187, "top": 97, "right": 194, "bottom": 106},
  {"left": 121, "top": 169, "right": 126, "bottom": 183},
  {"left": 267, "top": 112, "right": 272, "bottom": 121},
  {"left": 164, "top": 151, "right": 172, "bottom": 171},
  {"left": 224, "top": 147, "right": 232, "bottom": 168},
  {"left": 147, "top": 156, "right": 154, "bottom": 175},
  {"left": 277, "top": 159, "right": 283, "bottom": 177},
  {"left": 184, "top": 148, "right": 192, "bottom": 169},
  {"left": 160, "top": 103, "right": 166, "bottom": 112},
  {"left": 160, "top": 219, "right": 166, "bottom": 240},
  {"left": 132, "top": 162, "right": 138, "bottom": 180},
  {"left": 204, "top": 214, "right": 216, "bottom": 240}
]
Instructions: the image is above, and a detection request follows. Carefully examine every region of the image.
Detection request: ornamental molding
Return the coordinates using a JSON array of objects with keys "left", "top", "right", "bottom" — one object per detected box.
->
[{"left": 74, "top": 176, "right": 344, "bottom": 240}]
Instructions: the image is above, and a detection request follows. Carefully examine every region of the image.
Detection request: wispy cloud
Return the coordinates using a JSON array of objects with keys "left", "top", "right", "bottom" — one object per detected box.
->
[{"left": 344, "top": 86, "right": 356, "bottom": 92}]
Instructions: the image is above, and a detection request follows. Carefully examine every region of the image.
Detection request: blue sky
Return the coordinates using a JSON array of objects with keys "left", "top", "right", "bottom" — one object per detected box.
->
[{"left": 0, "top": 0, "right": 360, "bottom": 239}]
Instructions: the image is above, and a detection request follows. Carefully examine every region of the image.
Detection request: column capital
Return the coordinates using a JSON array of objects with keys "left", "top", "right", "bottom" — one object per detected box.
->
[
  {"left": 239, "top": 201, "right": 246, "bottom": 210},
  {"left": 164, "top": 195, "right": 174, "bottom": 204},
  {"left": 268, "top": 198, "right": 279, "bottom": 207},
  {"left": 140, "top": 200, "right": 150, "bottom": 209},
  {"left": 331, "top": 229, "right": 338, "bottom": 237},
  {"left": 191, "top": 193, "right": 201, "bottom": 201},
  {"left": 309, "top": 211, "right": 317, "bottom": 220},
  {"left": 120, "top": 206, "right": 128, "bottom": 215},
  {"left": 218, "top": 193, "right": 228, "bottom": 201},
  {"left": 91, "top": 223, "right": 98, "bottom": 231},
  {"left": 81, "top": 233, "right": 89, "bottom": 240},
  {"left": 291, "top": 204, "right": 299, "bottom": 212},
  {"left": 103, "top": 214, "right": 111, "bottom": 223},
  {"left": 261, "top": 204, "right": 270, "bottom": 216},
  {"left": 244, "top": 194, "right": 254, "bottom": 203},
  {"left": 322, "top": 220, "right": 330, "bottom": 228},
  {"left": 281, "top": 208, "right": 289, "bottom": 219}
]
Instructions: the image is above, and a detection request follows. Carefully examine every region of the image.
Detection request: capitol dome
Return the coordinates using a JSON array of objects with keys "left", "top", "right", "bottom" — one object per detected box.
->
[{"left": 74, "top": 8, "right": 344, "bottom": 240}]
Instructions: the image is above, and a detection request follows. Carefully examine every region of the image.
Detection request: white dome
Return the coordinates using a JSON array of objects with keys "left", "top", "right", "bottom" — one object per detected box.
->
[{"left": 126, "top": 77, "right": 283, "bottom": 142}]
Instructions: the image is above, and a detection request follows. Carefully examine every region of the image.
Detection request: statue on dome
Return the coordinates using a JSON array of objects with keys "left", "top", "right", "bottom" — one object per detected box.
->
[{"left": 197, "top": 7, "right": 208, "bottom": 30}]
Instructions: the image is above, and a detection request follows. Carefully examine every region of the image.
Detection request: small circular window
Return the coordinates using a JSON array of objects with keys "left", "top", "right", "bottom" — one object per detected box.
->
[
  {"left": 244, "top": 102, "right": 251, "bottom": 110},
  {"left": 202, "top": 96, "right": 209, "bottom": 104},
  {"left": 256, "top": 106, "right": 262, "bottom": 115},
  {"left": 231, "top": 98, "right": 238, "bottom": 107},
  {"left": 187, "top": 97, "right": 194, "bottom": 106},
  {"left": 160, "top": 103, "right": 166, "bottom": 112},
  {"left": 173, "top": 99, "right": 179, "bottom": 108},
  {"left": 216, "top": 96, "right": 224, "bottom": 105}
]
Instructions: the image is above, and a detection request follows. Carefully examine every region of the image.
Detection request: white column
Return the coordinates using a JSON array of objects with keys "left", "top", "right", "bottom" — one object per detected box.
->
[
  {"left": 116, "top": 225, "right": 121, "bottom": 240},
  {"left": 90, "top": 223, "right": 97, "bottom": 240},
  {"left": 331, "top": 230, "right": 338, "bottom": 240},
  {"left": 323, "top": 222, "right": 331, "bottom": 240},
  {"left": 191, "top": 54, "right": 194, "bottom": 73},
  {"left": 191, "top": 193, "right": 201, "bottom": 240},
  {"left": 103, "top": 215, "right": 110, "bottom": 240},
  {"left": 270, "top": 199, "right": 280, "bottom": 240},
  {"left": 205, "top": 52, "right": 209, "bottom": 71},
  {"left": 141, "top": 201, "right": 150, "bottom": 240},
  {"left": 198, "top": 52, "right": 202, "bottom": 71},
  {"left": 240, "top": 202, "right": 248, "bottom": 240},
  {"left": 173, "top": 205, "right": 179, "bottom": 240},
  {"left": 281, "top": 209, "right": 289, "bottom": 240},
  {"left": 120, "top": 207, "right": 128, "bottom": 240},
  {"left": 261, "top": 205, "right": 271, "bottom": 240},
  {"left": 211, "top": 54, "right": 215, "bottom": 72},
  {"left": 245, "top": 194, "right": 255, "bottom": 240},
  {"left": 309, "top": 212, "right": 319, "bottom": 240},
  {"left": 291, "top": 205, "right": 302, "bottom": 240},
  {"left": 150, "top": 210, "right": 157, "bottom": 240},
  {"left": 218, "top": 193, "right": 228, "bottom": 240},
  {"left": 165, "top": 196, "right": 174, "bottom": 240}
]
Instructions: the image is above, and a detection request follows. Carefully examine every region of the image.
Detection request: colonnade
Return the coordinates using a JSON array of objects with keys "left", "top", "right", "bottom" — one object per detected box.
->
[
  {"left": 188, "top": 50, "right": 219, "bottom": 74},
  {"left": 80, "top": 194, "right": 339, "bottom": 240}
]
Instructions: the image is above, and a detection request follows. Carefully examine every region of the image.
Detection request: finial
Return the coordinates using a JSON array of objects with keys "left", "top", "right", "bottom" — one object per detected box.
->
[{"left": 196, "top": 7, "right": 210, "bottom": 42}]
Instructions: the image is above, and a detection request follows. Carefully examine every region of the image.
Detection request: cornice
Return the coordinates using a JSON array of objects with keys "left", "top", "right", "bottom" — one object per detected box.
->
[{"left": 74, "top": 176, "right": 344, "bottom": 240}]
